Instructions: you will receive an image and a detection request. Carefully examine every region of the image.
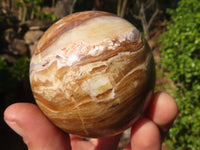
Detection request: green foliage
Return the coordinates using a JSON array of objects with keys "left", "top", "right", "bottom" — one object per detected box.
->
[
  {"left": 39, "top": 12, "right": 56, "bottom": 21},
  {"left": 0, "top": 57, "right": 30, "bottom": 95},
  {"left": 10, "top": 57, "right": 30, "bottom": 81},
  {"left": 0, "top": 57, "right": 7, "bottom": 70},
  {"left": 16, "top": 0, "right": 56, "bottom": 21},
  {"left": 158, "top": 0, "right": 200, "bottom": 149}
]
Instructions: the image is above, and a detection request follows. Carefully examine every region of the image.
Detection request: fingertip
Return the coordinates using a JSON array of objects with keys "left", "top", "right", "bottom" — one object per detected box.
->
[
  {"left": 4, "top": 103, "right": 37, "bottom": 122},
  {"left": 4, "top": 103, "right": 36, "bottom": 139},
  {"left": 130, "top": 118, "right": 161, "bottom": 150},
  {"left": 148, "top": 92, "right": 178, "bottom": 127}
]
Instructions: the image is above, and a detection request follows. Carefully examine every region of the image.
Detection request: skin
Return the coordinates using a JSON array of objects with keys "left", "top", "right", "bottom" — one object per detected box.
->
[{"left": 4, "top": 92, "right": 178, "bottom": 150}]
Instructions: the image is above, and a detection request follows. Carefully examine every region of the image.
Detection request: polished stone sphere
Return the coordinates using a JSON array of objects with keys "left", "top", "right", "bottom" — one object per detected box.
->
[{"left": 29, "top": 11, "right": 155, "bottom": 138}]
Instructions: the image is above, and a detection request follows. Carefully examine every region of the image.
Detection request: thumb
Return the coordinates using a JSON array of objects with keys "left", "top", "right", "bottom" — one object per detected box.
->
[{"left": 4, "top": 103, "right": 71, "bottom": 150}]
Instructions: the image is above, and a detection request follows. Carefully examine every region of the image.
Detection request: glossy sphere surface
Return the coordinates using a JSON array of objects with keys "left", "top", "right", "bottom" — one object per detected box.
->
[{"left": 30, "top": 11, "right": 155, "bottom": 138}]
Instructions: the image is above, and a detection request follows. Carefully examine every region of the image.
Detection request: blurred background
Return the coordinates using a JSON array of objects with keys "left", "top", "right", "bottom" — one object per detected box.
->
[{"left": 0, "top": 0, "right": 199, "bottom": 149}]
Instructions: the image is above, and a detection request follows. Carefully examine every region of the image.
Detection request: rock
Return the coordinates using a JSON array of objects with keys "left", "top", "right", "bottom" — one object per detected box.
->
[
  {"left": 24, "top": 30, "right": 44, "bottom": 55},
  {"left": 10, "top": 38, "right": 28, "bottom": 56},
  {"left": 54, "top": 0, "right": 76, "bottom": 19},
  {"left": 25, "top": 20, "right": 53, "bottom": 31},
  {"left": 4, "top": 28, "right": 16, "bottom": 43},
  {"left": 24, "top": 30, "right": 44, "bottom": 45},
  {"left": 118, "top": 128, "right": 131, "bottom": 149},
  {"left": 0, "top": 54, "right": 17, "bottom": 64}
]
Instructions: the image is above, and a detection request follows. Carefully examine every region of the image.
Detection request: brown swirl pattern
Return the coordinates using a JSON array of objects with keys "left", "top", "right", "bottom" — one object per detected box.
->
[{"left": 30, "top": 11, "right": 155, "bottom": 137}]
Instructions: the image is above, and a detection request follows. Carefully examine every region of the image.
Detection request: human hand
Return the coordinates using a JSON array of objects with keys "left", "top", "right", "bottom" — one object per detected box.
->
[{"left": 4, "top": 92, "right": 178, "bottom": 150}]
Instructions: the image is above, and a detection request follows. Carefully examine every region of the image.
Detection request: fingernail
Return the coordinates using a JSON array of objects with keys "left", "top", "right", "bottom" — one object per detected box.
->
[{"left": 5, "top": 120, "right": 26, "bottom": 138}]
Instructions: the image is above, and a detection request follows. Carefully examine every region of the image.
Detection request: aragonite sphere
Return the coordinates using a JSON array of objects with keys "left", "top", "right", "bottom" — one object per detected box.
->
[{"left": 29, "top": 11, "right": 155, "bottom": 138}]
